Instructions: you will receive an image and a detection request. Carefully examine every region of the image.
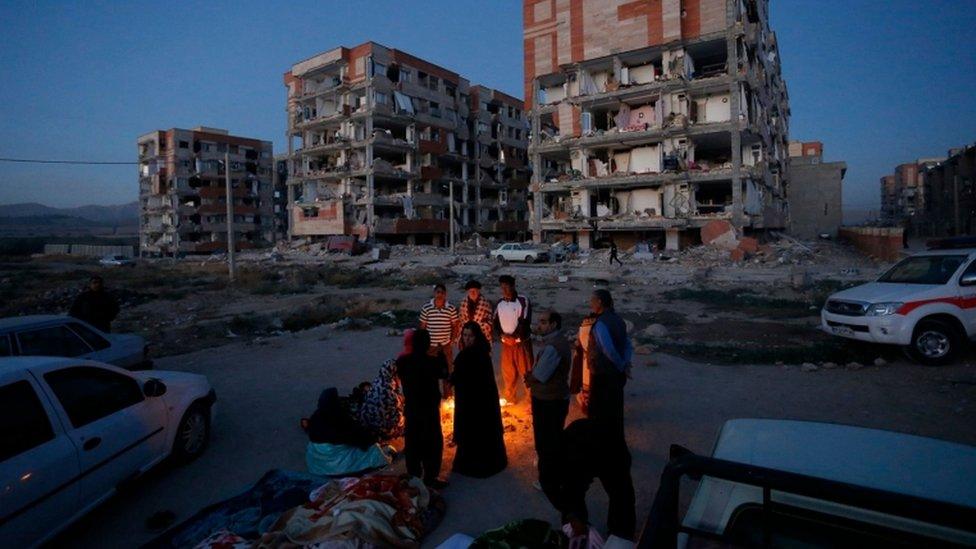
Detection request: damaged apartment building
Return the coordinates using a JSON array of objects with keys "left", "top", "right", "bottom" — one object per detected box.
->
[
  {"left": 137, "top": 127, "right": 274, "bottom": 256},
  {"left": 283, "top": 42, "right": 530, "bottom": 244},
  {"left": 524, "top": 0, "right": 790, "bottom": 249}
]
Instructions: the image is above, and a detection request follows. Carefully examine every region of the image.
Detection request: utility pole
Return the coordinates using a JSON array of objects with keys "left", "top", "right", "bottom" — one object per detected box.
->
[
  {"left": 225, "top": 152, "right": 236, "bottom": 282},
  {"left": 449, "top": 180, "right": 455, "bottom": 253}
]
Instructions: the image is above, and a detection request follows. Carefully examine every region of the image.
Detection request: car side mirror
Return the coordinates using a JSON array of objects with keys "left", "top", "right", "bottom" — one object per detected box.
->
[
  {"left": 961, "top": 273, "right": 976, "bottom": 287},
  {"left": 143, "top": 379, "right": 167, "bottom": 397}
]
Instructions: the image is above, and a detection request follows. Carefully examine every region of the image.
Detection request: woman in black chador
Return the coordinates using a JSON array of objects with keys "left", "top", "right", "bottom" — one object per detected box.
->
[{"left": 451, "top": 321, "right": 508, "bottom": 477}]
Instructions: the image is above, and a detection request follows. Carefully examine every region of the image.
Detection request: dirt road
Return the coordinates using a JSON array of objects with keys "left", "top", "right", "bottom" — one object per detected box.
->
[{"left": 56, "top": 324, "right": 976, "bottom": 547}]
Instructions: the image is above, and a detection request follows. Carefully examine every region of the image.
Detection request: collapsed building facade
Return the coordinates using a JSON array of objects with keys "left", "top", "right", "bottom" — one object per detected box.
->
[
  {"left": 137, "top": 127, "right": 274, "bottom": 256},
  {"left": 283, "top": 42, "right": 530, "bottom": 245},
  {"left": 524, "top": 0, "right": 790, "bottom": 250}
]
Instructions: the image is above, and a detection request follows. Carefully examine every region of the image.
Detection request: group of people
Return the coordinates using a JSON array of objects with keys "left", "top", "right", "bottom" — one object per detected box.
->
[{"left": 400, "top": 276, "right": 637, "bottom": 541}]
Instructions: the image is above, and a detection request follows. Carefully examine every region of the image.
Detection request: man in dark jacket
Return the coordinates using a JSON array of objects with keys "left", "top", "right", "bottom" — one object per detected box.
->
[
  {"left": 586, "top": 289, "right": 632, "bottom": 440},
  {"left": 69, "top": 276, "right": 120, "bottom": 333},
  {"left": 526, "top": 309, "right": 572, "bottom": 507},
  {"left": 559, "top": 418, "right": 636, "bottom": 541}
]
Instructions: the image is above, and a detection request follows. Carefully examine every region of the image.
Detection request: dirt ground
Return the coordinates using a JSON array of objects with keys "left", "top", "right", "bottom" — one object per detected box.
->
[
  {"left": 52, "top": 325, "right": 976, "bottom": 547},
  {"left": 4, "top": 241, "right": 974, "bottom": 546}
]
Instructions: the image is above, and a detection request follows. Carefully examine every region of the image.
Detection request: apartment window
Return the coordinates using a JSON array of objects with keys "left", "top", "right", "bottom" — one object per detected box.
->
[
  {"left": 178, "top": 140, "right": 189, "bottom": 149},
  {"left": 230, "top": 145, "right": 239, "bottom": 154},
  {"left": 375, "top": 92, "right": 389, "bottom": 105},
  {"left": 371, "top": 60, "right": 386, "bottom": 78},
  {"left": 401, "top": 68, "right": 413, "bottom": 83},
  {"left": 428, "top": 76, "right": 439, "bottom": 91},
  {"left": 445, "top": 84, "right": 456, "bottom": 97},
  {"left": 216, "top": 143, "right": 227, "bottom": 153}
]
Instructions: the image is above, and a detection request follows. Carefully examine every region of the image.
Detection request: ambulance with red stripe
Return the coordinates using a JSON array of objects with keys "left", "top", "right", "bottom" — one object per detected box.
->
[{"left": 821, "top": 244, "right": 976, "bottom": 365}]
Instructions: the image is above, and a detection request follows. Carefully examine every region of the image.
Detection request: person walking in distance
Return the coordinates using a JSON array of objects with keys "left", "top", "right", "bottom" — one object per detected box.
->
[
  {"left": 396, "top": 329, "right": 449, "bottom": 489},
  {"left": 525, "top": 310, "right": 571, "bottom": 507},
  {"left": 69, "top": 275, "right": 120, "bottom": 333},
  {"left": 419, "top": 283, "right": 460, "bottom": 398},
  {"left": 608, "top": 239, "right": 623, "bottom": 267},
  {"left": 493, "top": 275, "right": 533, "bottom": 406},
  {"left": 459, "top": 280, "right": 493, "bottom": 344}
]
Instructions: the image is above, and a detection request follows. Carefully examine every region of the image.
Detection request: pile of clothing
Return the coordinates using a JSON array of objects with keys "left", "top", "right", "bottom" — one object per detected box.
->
[{"left": 149, "top": 471, "right": 445, "bottom": 548}]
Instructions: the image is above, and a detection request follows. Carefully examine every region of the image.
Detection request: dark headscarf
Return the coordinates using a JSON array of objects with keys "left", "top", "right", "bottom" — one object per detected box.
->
[{"left": 307, "top": 387, "right": 375, "bottom": 448}]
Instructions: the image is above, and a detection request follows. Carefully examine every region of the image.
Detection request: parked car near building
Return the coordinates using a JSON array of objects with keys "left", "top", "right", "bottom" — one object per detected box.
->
[
  {"left": 98, "top": 255, "right": 135, "bottom": 267},
  {"left": 640, "top": 418, "right": 976, "bottom": 547},
  {"left": 821, "top": 245, "right": 976, "bottom": 365},
  {"left": 0, "top": 315, "right": 151, "bottom": 370},
  {"left": 492, "top": 242, "right": 550, "bottom": 263},
  {"left": 0, "top": 356, "right": 216, "bottom": 547}
]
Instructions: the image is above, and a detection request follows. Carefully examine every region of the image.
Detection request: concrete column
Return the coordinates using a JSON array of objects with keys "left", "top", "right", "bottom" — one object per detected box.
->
[
  {"left": 727, "top": 0, "right": 744, "bottom": 226},
  {"left": 578, "top": 230, "right": 591, "bottom": 250},
  {"left": 286, "top": 182, "right": 295, "bottom": 239},
  {"left": 530, "top": 82, "right": 544, "bottom": 242},
  {"left": 665, "top": 228, "right": 680, "bottom": 251}
]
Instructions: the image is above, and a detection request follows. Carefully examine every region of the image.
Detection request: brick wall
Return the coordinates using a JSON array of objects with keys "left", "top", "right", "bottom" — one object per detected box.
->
[{"left": 838, "top": 227, "right": 904, "bottom": 262}]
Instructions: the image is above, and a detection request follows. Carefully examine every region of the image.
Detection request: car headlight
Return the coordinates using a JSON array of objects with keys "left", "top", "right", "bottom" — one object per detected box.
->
[{"left": 866, "top": 302, "right": 904, "bottom": 316}]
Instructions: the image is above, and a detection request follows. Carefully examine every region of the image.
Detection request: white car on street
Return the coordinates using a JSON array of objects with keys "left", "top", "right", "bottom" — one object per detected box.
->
[
  {"left": 821, "top": 246, "right": 976, "bottom": 365},
  {"left": 0, "top": 315, "right": 151, "bottom": 370},
  {"left": 0, "top": 356, "right": 215, "bottom": 547},
  {"left": 492, "top": 243, "right": 550, "bottom": 263}
]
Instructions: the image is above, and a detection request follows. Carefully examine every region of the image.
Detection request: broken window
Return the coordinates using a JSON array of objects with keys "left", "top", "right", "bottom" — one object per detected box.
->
[{"left": 179, "top": 141, "right": 189, "bottom": 149}]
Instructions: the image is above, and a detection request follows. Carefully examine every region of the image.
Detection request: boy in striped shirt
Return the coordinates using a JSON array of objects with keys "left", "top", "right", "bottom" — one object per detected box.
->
[{"left": 419, "top": 283, "right": 460, "bottom": 398}]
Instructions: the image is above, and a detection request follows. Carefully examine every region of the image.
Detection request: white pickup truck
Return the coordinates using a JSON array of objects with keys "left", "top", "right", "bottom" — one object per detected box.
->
[{"left": 821, "top": 245, "right": 976, "bottom": 365}]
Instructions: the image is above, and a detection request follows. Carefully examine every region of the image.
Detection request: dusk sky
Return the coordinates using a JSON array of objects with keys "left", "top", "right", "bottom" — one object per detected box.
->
[{"left": 1, "top": 0, "right": 974, "bottom": 222}]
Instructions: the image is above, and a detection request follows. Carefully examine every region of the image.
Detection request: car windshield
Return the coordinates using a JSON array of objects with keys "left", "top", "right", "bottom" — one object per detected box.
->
[{"left": 878, "top": 255, "right": 966, "bottom": 285}]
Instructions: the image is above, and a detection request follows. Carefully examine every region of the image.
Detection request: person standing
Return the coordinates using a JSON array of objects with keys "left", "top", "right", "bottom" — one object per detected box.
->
[
  {"left": 459, "top": 279, "right": 493, "bottom": 344},
  {"left": 558, "top": 418, "right": 637, "bottom": 542},
  {"left": 493, "top": 275, "right": 533, "bottom": 405},
  {"left": 69, "top": 276, "right": 120, "bottom": 333},
  {"left": 451, "top": 321, "right": 507, "bottom": 478},
  {"left": 396, "top": 329, "right": 448, "bottom": 489},
  {"left": 586, "top": 289, "right": 633, "bottom": 439},
  {"left": 526, "top": 310, "right": 571, "bottom": 508},
  {"left": 419, "top": 284, "right": 460, "bottom": 398},
  {"left": 608, "top": 240, "right": 623, "bottom": 266}
]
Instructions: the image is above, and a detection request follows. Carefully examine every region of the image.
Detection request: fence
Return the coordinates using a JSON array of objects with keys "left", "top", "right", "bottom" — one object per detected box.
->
[{"left": 43, "top": 244, "right": 135, "bottom": 258}]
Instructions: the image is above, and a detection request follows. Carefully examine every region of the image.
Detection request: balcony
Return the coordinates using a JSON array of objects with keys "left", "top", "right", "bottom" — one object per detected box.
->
[{"left": 374, "top": 218, "right": 449, "bottom": 235}]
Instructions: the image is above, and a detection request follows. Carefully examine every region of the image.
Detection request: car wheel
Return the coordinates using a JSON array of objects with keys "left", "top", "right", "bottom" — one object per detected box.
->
[
  {"left": 497, "top": 255, "right": 506, "bottom": 263},
  {"left": 525, "top": 255, "right": 534, "bottom": 263},
  {"left": 172, "top": 402, "right": 210, "bottom": 463},
  {"left": 906, "top": 319, "right": 962, "bottom": 366}
]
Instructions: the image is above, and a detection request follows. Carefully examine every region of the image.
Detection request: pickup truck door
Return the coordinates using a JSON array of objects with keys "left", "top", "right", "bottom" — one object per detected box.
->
[
  {"left": 34, "top": 364, "right": 167, "bottom": 510},
  {"left": 0, "top": 372, "right": 80, "bottom": 547}
]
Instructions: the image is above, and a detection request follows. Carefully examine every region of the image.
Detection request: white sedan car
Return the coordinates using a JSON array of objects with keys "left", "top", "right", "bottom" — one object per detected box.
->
[
  {"left": 0, "top": 356, "right": 216, "bottom": 547},
  {"left": 0, "top": 315, "right": 151, "bottom": 370},
  {"left": 492, "top": 243, "right": 550, "bottom": 263}
]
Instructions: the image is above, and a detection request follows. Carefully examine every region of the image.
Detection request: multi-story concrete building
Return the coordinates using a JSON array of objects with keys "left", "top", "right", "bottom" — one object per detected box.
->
[
  {"left": 283, "top": 42, "right": 530, "bottom": 245},
  {"left": 879, "top": 158, "right": 944, "bottom": 229},
  {"left": 525, "top": 0, "right": 790, "bottom": 250},
  {"left": 880, "top": 174, "right": 898, "bottom": 222},
  {"left": 272, "top": 153, "right": 290, "bottom": 241},
  {"left": 137, "top": 127, "right": 274, "bottom": 256},
  {"left": 786, "top": 140, "right": 845, "bottom": 239},
  {"left": 920, "top": 145, "right": 975, "bottom": 237}
]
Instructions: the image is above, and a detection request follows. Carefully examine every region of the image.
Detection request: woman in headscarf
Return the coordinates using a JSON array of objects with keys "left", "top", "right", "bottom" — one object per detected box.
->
[
  {"left": 358, "top": 330, "right": 411, "bottom": 440},
  {"left": 305, "top": 387, "right": 391, "bottom": 476},
  {"left": 450, "top": 321, "right": 507, "bottom": 478},
  {"left": 397, "top": 329, "right": 449, "bottom": 488}
]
